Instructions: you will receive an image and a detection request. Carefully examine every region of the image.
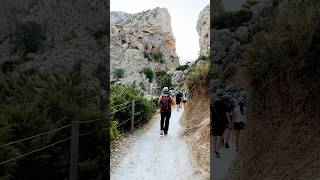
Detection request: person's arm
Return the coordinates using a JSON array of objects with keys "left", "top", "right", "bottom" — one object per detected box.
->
[
  {"left": 226, "top": 112, "right": 232, "bottom": 128},
  {"left": 170, "top": 96, "right": 176, "bottom": 106},
  {"left": 157, "top": 96, "right": 162, "bottom": 106}
]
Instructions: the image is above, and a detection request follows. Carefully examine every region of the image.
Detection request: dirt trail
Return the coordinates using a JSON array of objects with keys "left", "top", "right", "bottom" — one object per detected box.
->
[
  {"left": 211, "top": 138, "right": 237, "bottom": 180},
  {"left": 111, "top": 107, "right": 205, "bottom": 180}
]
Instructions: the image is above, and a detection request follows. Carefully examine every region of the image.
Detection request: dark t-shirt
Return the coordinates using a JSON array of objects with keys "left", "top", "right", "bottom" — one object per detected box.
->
[
  {"left": 176, "top": 92, "right": 183, "bottom": 103},
  {"left": 211, "top": 100, "right": 228, "bottom": 125}
]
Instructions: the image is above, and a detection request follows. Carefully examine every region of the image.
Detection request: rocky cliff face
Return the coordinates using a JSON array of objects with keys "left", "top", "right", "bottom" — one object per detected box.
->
[
  {"left": 209, "top": 0, "right": 275, "bottom": 91},
  {"left": 0, "top": 0, "right": 108, "bottom": 89},
  {"left": 110, "top": 8, "right": 179, "bottom": 88},
  {"left": 197, "top": 5, "right": 210, "bottom": 56}
]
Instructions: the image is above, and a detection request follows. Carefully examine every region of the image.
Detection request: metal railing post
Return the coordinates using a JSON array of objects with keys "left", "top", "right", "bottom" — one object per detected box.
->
[
  {"left": 70, "top": 121, "right": 79, "bottom": 180},
  {"left": 131, "top": 101, "right": 135, "bottom": 132}
]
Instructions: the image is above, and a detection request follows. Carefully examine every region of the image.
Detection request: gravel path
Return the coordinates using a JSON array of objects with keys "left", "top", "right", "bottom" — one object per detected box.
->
[
  {"left": 211, "top": 136, "right": 237, "bottom": 180},
  {"left": 111, "top": 108, "right": 205, "bottom": 180}
]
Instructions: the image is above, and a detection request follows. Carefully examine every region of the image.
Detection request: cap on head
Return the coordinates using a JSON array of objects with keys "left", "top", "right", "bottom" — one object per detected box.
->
[
  {"left": 215, "top": 89, "right": 224, "bottom": 97},
  {"left": 162, "top": 87, "right": 169, "bottom": 94}
]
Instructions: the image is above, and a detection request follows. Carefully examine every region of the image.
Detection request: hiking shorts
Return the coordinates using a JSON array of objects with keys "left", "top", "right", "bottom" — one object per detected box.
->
[
  {"left": 234, "top": 122, "right": 245, "bottom": 130},
  {"left": 212, "top": 122, "right": 224, "bottom": 136}
]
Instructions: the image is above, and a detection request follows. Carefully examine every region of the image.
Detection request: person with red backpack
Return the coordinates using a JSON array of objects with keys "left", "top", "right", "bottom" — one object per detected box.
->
[{"left": 157, "top": 87, "right": 175, "bottom": 136}]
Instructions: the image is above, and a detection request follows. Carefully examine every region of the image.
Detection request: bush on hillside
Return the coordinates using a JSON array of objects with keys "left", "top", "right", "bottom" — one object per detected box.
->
[
  {"left": 143, "top": 67, "right": 154, "bottom": 83},
  {"left": 198, "top": 53, "right": 210, "bottom": 61},
  {"left": 155, "top": 70, "right": 171, "bottom": 89},
  {"left": 186, "top": 61, "right": 209, "bottom": 90},
  {"left": 0, "top": 64, "right": 105, "bottom": 180},
  {"left": 113, "top": 68, "right": 125, "bottom": 79},
  {"left": 176, "top": 65, "right": 189, "bottom": 71},
  {"left": 15, "top": 22, "right": 47, "bottom": 52},
  {"left": 152, "top": 50, "right": 164, "bottom": 63},
  {"left": 110, "top": 84, "right": 156, "bottom": 133},
  {"left": 212, "top": 10, "right": 252, "bottom": 30}
]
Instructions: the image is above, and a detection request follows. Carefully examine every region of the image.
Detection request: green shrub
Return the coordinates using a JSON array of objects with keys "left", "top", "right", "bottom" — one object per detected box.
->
[
  {"left": 155, "top": 70, "right": 171, "bottom": 89},
  {"left": 143, "top": 67, "right": 154, "bottom": 83},
  {"left": 186, "top": 61, "right": 209, "bottom": 89},
  {"left": 176, "top": 65, "right": 189, "bottom": 71},
  {"left": 110, "top": 121, "right": 119, "bottom": 141},
  {"left": 212, "top": 10, "right": 252, "bottom": 30},
  {"left": 113, "top": 68, "right": 125, "bottom": 79},
  {"left": 0, "top": 65, "right": 105, "bottom": 179},
  {"left": 152, "top": 50, "right": 164, "bottom": 63},
  {"left": 110, "top": 84, "right": 156, "bottom": 132},
  {"left": 198, "top": 53, "right": 210, "bottom": 61},
  {"left": 15, "top": 22, "right": 46, "bottom": 52}
]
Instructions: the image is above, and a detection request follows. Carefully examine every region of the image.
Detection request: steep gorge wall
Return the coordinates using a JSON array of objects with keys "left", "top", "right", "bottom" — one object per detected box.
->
[
  {"left": 110, "top": 8, "right": 179, "bottom": 89},
  {"left": 210, "top": 0, "right": 320, "bottom": 179},
  {"left": 197, "top": 5, "right": 210, "bottom": 56}
]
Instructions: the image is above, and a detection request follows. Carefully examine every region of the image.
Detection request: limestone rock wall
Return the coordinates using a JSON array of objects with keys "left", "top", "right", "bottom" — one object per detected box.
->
[
  {"left": 197, "top": 5, "right": 210, "bottom": 56},
  {"left": 110, "top": 7, "right": 179, "bottom": 88}
]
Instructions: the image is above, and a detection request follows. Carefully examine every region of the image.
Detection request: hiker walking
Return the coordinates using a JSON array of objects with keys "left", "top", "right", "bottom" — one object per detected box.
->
[
  {"left": 211, "top": 89, "right": 231, "bottom": 158},
  {"left": 234, "top": 96, "right": 246, "bottom": 152},
  {"left": 175, "top": 90, "right": 183, "bottom": 111},
  {"left": 169, "top": 87, "right": 175, "bottom": 98},
  {"left": 182, "top": 90, "right": 187, "bottom": 108},
  {"left": 158, "top": 87, "right": 175, "bottom": 136},
  {"left": 222, "top": 95, "right": 235, "bottom": 149}
]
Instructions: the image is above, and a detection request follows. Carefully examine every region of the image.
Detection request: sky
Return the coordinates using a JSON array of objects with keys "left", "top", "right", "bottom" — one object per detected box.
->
[{"left": 110, "top": 0, "right": 209, "bottom": 65}]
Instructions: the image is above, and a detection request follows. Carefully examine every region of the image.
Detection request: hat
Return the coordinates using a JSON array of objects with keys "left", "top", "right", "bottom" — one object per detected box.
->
[
  {"left": 215, "top": 89, "right": 224, "bottom": 97},
  {"left": 162, "top": 87, "right": 169, "bottom": 93}
]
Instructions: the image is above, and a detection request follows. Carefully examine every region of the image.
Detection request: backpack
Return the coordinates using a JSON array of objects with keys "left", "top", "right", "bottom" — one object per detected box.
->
[{"left": 161, "top": 95, "right": 170, "bottom": 112}]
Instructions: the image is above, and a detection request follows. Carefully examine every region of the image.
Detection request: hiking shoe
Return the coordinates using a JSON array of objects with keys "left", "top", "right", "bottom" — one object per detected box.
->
[
  {"left": 225, "top": 143, "right": 229, "bottom": 149},
  {"left": 214, "top": 151, "right": 221, "bottom": 158},
  {"left": 160, "top": 131, "right": 164, "bottom": 136}
]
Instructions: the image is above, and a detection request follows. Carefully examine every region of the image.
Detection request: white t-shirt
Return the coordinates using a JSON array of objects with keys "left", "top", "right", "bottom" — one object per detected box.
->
[{"left": 234, "top": 104, "right": 245, "bottom": 122}]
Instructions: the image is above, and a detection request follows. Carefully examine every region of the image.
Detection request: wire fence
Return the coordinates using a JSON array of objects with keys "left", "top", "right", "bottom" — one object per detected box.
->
[
  {"left": 0, "top": 101, "right": 151, "bottom": 180},
  {"left": 0, "top": 100, "right": 145, "bottom": 180}
]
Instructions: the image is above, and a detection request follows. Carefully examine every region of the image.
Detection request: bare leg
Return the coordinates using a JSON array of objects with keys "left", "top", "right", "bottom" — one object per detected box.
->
[
  {"left": 235, "top": 130, "right": 240, "bottom": 151},
  {"left": 216, "top": 136, "right": 222, "bottom": 153},
  {"left": 225, "top": 128, "right": 230, "bottom": 144}
]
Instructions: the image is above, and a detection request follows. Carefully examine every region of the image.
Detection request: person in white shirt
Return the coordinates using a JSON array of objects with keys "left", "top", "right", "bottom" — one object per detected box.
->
[{"left": 233, "top": 96, "right": 246, "bottom": 152}]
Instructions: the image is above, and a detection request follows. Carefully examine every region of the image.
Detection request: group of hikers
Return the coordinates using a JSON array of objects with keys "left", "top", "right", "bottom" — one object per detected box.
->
[
  {"left": 157, "top": 87, "right": 188, "bottom": 136},
  {"left": 211, "top": 88, "right": 246, "bottom": 158},
  {"left": 156, "top": 85, "right": 246, "bottom": 157}
]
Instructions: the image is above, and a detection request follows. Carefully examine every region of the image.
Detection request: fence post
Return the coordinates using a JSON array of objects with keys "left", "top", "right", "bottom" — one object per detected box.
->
[
  {"left": 70, "top": 121, "right": 79, "bottom": 180},
  {"left": 131, "top": 100, "right": 135, "bottom": 132}
]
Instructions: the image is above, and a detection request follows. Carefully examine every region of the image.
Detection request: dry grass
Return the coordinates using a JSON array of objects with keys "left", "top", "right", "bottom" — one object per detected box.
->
[
  {"left": 186, "top": 61, "right": 209, "bottom": 90},
  {"left": 182, "top": 75, "right": 210, "bottom": 178}
]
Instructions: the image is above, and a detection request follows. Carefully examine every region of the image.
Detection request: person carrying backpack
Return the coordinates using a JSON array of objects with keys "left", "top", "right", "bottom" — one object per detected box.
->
[
  {"left": 211, "top": 89, "right": 231, "bottom": 158},
  {"left": 158, "top": 87, "right": 175, "bottom": 136},
  {"left": 175, "top": 90, "right": 183, "bottom": 111},
  {"left": 222, "top": 95, "right": 234, "bottom": 149},
  {"left": 234, "top": 96, "right": 246, "bottom": 152}
]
